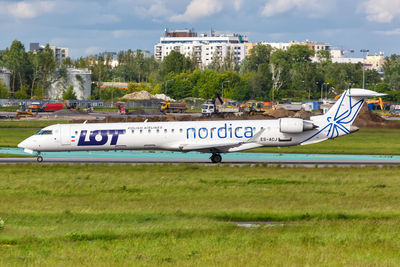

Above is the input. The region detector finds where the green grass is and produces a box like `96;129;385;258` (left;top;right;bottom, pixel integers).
0;153;34;158
1;164;400;265
0;106;18;112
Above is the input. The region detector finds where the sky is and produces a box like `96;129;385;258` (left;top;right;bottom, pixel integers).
0;0;400;58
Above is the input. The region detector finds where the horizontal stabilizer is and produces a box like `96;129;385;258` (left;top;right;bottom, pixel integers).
348;88;386;98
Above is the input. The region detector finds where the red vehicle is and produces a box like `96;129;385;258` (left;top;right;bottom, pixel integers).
41;103;63;112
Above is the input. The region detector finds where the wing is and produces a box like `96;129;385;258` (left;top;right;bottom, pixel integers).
177;128;265;153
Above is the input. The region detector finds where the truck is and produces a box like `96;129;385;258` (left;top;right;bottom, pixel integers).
160;102;187;113
202;94;240;116
41;102;63;112
241;101;271;115
27;102;41;112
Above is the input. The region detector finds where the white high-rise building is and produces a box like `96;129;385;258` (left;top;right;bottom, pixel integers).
30;43;69;64
154;29;248;67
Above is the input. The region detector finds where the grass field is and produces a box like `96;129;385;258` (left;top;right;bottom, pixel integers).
0;121;68;148
1;164;400;265
0;120;399;155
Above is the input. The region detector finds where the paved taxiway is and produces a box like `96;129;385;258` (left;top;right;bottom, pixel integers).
1;157;400;165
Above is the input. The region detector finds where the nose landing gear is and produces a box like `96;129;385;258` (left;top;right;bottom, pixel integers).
210;153;222;163
36;152;43;163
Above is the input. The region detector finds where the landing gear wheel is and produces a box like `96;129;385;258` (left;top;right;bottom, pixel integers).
210;153;222;163
37;155;43;163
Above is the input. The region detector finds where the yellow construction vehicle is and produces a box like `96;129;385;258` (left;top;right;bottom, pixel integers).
366;97;384;111
58;100;78;111
16;103;35;118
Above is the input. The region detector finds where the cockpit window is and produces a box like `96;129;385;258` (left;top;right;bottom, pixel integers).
36;130;53;135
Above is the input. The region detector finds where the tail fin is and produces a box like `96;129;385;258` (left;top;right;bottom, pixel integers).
311;88;385;139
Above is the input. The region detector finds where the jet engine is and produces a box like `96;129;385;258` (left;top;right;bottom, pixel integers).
279;118;317;133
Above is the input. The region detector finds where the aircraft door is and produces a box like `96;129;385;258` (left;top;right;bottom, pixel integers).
60;124;71;145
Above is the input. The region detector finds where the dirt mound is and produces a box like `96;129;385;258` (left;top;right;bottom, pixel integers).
145;109;164;115
123;90;154;100
128;109;164;116
294;109;311;120
263;108;296;118
130;109;147;115
353;103;387;128
153;94;174;101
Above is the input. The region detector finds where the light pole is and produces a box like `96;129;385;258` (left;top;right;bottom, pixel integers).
360;49;369;88
165;79;173;95
221;80;230;99
317;82;322;100
321;82;328;99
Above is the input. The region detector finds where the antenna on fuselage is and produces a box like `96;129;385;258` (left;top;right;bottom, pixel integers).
83;120;87;124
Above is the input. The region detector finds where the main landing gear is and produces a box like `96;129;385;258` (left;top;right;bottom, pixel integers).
36;152;43;163
210;153;222;164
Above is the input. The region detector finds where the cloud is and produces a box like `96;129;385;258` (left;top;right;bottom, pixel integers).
362;0;400;23
170;0;223;22
233;0;243;11
375;28;400;35
261;0;323;17
148;0;173;18
85;46;102;55
0;1;56;19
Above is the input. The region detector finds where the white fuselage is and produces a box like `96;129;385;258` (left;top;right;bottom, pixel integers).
17;119;327;154
17;88;386;162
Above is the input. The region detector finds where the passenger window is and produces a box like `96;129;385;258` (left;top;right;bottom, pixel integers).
140;130;143;133
179;129;183;133
157;129;160;133
131;130;134;133
164;129;167;133
171;129;175;133
148;129;151;133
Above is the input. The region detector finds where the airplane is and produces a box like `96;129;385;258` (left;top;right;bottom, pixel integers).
18;88;385;163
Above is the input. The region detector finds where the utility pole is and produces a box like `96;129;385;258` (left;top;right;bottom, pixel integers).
360;49;369;88
221;80;230;99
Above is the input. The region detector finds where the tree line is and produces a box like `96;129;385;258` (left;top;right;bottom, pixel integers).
1;40;400;102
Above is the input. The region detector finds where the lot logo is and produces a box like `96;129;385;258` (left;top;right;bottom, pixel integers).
78;129;125;146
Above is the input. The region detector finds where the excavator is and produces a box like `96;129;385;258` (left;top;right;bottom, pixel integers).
58;100;78;111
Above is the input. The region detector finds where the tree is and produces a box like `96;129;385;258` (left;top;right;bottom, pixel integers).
270;49;289;100
28;52;41;98
2;40;31;94
384;55;400;90
63;85;77;100
14;85;29;99
243;44;272;73
160;51;194;78
316;50;331;62
287;45;315;63
39;44;57;92
0;82;9;98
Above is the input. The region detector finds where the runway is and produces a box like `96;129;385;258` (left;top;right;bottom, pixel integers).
1;156;400;165
1;147;400;165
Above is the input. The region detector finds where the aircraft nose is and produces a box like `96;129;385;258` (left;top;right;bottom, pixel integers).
18;138;33;149
18;139;27;149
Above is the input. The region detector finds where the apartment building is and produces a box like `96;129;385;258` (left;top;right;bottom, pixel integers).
154;29;247;66
30;42;69;64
